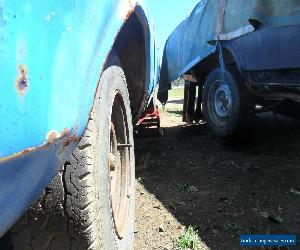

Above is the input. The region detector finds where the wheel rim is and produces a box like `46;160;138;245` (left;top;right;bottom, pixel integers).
208;81;232;125
213;83;232;118
108;92;131;239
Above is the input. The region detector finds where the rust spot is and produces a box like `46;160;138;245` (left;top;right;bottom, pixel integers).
46;128;74;144
46;130;60;143
46;127;79;147
63;127;79;147
16;64;29;96
63;134;78;148
125;9;133;20
61;128;71;138
0;127;79;164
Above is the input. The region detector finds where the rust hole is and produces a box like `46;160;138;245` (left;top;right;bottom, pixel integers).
16;64;28;96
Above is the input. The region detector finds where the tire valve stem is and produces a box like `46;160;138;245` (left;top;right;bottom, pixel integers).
117;143;132;148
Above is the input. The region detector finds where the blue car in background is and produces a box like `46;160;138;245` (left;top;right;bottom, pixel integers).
159;0;300;138
0;0;160;249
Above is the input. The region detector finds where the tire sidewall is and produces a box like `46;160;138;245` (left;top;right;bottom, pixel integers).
93;65;135;250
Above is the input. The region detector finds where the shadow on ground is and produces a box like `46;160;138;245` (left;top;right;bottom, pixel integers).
165;110;183;117
167;99;184;105
135;113;300;250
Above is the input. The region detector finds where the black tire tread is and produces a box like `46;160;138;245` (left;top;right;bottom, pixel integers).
10;121;104;250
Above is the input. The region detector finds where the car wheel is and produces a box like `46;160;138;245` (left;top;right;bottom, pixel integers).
202;67;254;138
10;63;135;250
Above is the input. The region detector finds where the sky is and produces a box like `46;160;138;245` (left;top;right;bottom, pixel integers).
146;0;200;52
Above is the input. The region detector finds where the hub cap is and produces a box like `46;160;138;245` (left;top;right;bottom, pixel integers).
213;83;232;118
207;81;233;126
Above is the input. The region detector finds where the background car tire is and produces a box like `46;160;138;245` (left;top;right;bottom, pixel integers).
10;62;135;250
202;67;254;138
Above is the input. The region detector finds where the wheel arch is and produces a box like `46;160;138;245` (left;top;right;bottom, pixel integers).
191;43;244;82
107;5;150;123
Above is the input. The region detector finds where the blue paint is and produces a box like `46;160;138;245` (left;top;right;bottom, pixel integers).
0;0;128;157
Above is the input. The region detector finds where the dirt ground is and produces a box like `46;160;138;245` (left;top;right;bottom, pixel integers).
134;98;300;250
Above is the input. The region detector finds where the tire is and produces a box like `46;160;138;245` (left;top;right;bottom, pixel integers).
10;64;135;250
202;67;254;138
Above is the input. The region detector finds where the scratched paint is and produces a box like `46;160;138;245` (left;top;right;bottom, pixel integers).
15;64;28;96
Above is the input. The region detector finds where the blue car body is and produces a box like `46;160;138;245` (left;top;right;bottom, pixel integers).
0;0;159;236
159;0;300;101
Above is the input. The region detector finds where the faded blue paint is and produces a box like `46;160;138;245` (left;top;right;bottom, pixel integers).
0;0;131;157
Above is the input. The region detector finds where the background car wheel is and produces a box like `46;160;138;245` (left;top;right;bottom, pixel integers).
202;67;254;138
10;63;135;250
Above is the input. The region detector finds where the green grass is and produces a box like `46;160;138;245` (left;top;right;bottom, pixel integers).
168;88;184;100
162;88;184;118
174;226;201;250
163;106;182;115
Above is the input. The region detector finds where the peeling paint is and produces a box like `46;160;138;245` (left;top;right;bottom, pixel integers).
15;64;29;96
46;128;71;143
46;130;60;143
0;128;79;164
63;127;79;147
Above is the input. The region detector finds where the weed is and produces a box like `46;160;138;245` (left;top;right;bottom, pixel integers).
174;226;201;250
